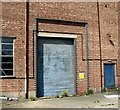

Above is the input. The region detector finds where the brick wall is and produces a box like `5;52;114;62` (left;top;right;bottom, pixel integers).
1;2;118;97
99;3;118;88
118;2;120;89
1;3;26;93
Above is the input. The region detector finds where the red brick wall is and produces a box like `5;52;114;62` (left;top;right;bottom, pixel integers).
1;3;26;93
1;2;118;97
118;2;120;88
29;2;101;95
99;3;118;88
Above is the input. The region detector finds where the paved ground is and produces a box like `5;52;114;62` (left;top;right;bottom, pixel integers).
1;92;119;108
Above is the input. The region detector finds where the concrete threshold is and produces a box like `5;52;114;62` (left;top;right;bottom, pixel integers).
104;95;119;98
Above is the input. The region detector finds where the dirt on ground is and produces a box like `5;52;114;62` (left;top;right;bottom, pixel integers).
0;92;119;108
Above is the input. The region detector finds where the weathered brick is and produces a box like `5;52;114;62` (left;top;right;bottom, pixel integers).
0;2;118;97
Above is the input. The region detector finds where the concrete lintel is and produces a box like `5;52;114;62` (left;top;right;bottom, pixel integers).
38;32;77;38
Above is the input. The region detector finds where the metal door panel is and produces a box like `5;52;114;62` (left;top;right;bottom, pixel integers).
104;64;115;88
37;38;76;97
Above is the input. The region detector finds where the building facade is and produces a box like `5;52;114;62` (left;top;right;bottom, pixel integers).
0;2;118;98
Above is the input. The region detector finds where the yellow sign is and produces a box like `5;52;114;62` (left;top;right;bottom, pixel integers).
79;73;85;79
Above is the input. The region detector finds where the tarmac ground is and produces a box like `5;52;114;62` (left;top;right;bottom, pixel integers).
1;91;119;109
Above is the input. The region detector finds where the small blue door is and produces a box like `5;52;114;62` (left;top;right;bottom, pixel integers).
104;64;115;88
37;37;76;97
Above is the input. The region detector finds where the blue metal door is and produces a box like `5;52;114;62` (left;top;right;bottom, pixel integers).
104;64;115;88
37;37;76;97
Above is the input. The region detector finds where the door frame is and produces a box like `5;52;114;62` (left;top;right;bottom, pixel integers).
104;63;115;88
36;32;77;97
